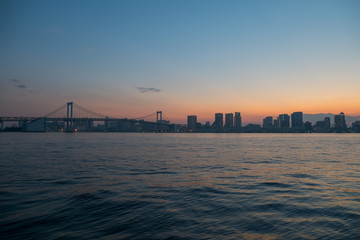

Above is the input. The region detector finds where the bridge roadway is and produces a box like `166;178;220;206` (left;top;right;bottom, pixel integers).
0;116;169;125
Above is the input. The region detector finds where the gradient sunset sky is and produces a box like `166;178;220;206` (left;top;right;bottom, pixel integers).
1;0;359;124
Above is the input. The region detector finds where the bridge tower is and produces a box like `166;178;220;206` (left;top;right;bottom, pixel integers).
156;111;162;123
66;102;73;132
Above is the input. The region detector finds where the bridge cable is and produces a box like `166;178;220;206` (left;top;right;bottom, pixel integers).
133;112;156;120
73;103;107;118
43;104;67;117
163;113;171;122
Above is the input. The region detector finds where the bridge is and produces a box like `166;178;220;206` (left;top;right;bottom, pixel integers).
0;102;176;132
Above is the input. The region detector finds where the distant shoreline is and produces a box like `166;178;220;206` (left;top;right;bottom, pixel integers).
1;131;359;134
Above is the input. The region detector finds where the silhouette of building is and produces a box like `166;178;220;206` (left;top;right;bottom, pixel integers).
225;113;234;128
278;114;290;128
352;121;360;133
23;118;46;132
263;116;273;129
334;112;347;130
315;120;325;132
291;112;303;128
243;124;262;132
314;117;331;132
273;118;279;128
213;113;223;129
187;115;197;132
234;112;242;129
324;117;331;130
304;121;313;132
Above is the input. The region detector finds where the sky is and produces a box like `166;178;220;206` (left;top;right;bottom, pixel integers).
1;0;359;124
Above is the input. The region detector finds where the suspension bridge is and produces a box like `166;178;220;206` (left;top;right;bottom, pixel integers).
0;102;175;132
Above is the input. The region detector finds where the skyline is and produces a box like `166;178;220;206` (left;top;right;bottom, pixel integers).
3;105;360;132
1;0;360;124
1;99;360;126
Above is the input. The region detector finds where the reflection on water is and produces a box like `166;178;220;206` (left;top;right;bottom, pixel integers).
0;133;360;239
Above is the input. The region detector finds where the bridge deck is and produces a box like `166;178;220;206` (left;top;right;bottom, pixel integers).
0;117;169;125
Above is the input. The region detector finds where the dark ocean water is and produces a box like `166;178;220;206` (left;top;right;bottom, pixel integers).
0;133;359;239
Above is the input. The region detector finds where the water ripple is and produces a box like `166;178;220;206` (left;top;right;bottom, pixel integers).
1;133;360;239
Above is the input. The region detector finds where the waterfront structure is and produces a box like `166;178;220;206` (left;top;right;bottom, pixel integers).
304;121;313;132
352;121;360;133
243;124;262;132
2;101;359;133
225;113;234;128
0;102;174;133
291;112;303;128
278;114;290;128
314;117;331;132
324;117;331;130
334;112;347;130
263;116;273;129
213;113;223;129
274;118;280;128
187;115;197;132
234;112;242;129
315;120;325;132
23;117;46;132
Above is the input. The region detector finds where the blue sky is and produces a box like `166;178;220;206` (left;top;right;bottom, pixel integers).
1;0;359;123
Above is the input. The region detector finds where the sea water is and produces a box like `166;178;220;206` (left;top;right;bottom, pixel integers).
1;133;359;239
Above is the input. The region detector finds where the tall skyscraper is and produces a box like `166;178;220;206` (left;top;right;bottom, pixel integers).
278;114;290;128
187;115;197;131
263;116;273;129
274;118;280;128
225;113;234;128
334;112;347;129
213;113;223;129
234;112;242;129
324;117;331;130
291;112;303;128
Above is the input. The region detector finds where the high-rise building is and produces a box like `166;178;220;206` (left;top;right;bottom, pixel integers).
324;117;331;130
315;120;325;131
352;121;360;133
234;112;242;129
225;113;234;128
274;118;280;128
334;112;347;130
213;113;223;129
304;121;313;132
279;114;290;128
263;116;273;129
291;112;303;128
187;115;197;131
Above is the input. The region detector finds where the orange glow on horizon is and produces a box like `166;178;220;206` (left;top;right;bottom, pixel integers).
59;89;360;125
102;101;360;124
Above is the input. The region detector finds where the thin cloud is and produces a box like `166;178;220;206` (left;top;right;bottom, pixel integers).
137;87;161;93
8;78;35;93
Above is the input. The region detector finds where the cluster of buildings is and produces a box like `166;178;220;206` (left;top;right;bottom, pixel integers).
187;112;243;132
187;112;360;133
262;112;344;132
2;111;359;133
